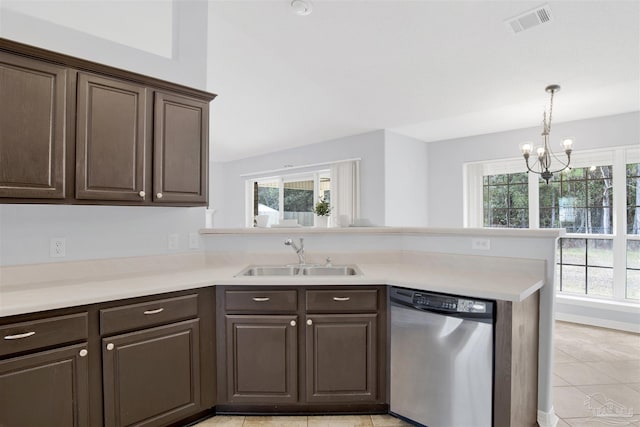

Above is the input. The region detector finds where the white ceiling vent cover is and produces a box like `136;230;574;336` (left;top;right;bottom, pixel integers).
505;4;553;34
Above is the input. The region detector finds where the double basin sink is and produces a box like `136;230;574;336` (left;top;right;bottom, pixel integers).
236;264;361;277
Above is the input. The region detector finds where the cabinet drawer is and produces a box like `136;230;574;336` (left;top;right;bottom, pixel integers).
0;313;88;357
306;289;378;313
100;294;198;336
224;290;297;313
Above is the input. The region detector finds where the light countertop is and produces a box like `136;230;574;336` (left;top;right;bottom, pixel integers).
0;251;545;317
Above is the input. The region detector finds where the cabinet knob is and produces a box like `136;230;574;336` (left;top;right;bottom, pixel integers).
106;343;114;351
307;319;313;326
156;192;163;199
290;320;296;326
79;349;88;357
138;190;146;198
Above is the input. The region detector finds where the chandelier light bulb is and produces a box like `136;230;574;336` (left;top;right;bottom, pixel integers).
520;143;533;156
562;138;574;151
536;146;546;158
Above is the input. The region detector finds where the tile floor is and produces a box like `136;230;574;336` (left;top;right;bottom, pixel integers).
194;321;640;427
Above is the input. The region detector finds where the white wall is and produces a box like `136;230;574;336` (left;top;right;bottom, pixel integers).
211;130;386;228
0;0;209;267
0;205;205;266
384;131;429;226
0;0;208;88
427;112;640;227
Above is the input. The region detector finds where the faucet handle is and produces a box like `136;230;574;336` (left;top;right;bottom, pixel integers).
284;238;293;245
325;257;332;267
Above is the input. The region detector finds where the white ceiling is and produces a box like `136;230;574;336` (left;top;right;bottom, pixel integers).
207;0;640;162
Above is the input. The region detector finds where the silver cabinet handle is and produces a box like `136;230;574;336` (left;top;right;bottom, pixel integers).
143;308;164;315
307;319;313;326
156;192;163;199
138;190;146;198
333;297;351;302
106;343;114;351
79;349;88;357
252;297;270;302
3;331;35;340
290;320;296;326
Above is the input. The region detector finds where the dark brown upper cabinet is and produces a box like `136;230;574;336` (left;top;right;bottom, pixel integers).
76;73;149;201
153;92;208;204
0;39;215;207
0;51;67;199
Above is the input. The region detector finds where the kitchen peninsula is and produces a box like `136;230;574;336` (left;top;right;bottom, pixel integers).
0;228;562;427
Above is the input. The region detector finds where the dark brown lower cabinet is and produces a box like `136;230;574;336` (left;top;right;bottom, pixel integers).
0;343;89;427
224;315;298;404
305;314;377;403
102;319;201;427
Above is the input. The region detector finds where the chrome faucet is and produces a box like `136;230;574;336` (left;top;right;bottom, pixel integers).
284;238;305;266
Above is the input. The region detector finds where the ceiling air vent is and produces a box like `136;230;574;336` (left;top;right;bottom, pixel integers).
505;4;553;34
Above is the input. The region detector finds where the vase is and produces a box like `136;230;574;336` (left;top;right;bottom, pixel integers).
315;215;328;228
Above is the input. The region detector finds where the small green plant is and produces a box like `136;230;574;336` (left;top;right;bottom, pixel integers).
313;197;331;216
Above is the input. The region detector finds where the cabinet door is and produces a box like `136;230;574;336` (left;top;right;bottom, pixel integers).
225;315;298;404
0;51;67;198
305;314;378;403
0;343;89;427
76;73;148;201
102;319;200;427
153;92;208;204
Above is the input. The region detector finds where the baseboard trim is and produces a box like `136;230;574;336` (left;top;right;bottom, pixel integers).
555;312;640;333
537;407;559;427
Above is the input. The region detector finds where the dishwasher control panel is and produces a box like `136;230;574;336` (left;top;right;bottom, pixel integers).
391;287;494;320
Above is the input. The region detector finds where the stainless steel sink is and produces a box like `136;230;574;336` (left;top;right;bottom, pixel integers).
235;264;361;277
302;266;360;276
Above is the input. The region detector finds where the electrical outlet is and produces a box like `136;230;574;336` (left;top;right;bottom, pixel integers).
472;238;491;251
189;232;199;249
50;237;66;258
168;234;179;250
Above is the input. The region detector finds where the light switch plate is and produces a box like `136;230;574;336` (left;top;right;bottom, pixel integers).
472;238;491;251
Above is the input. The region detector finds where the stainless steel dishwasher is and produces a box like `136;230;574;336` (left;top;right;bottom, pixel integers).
390;286;495;427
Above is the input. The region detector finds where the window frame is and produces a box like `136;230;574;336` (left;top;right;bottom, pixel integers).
246;169;330;228
465;145;639;303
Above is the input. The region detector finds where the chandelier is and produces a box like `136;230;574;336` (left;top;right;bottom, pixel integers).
520;84;573;184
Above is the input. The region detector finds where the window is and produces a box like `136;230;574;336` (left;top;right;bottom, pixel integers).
483;172;528;228
470;146;639;304
539;166;612;234
250;171;330;227
628;163;640;234
558;238;614;298
627;162;640;300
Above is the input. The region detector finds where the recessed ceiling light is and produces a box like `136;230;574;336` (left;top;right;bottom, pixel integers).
291;0;312;16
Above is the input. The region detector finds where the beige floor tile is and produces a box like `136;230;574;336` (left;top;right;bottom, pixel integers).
555;374;571;386
628;383;640;393
243;416;308;427
307;415;373;427
556;419;571;427
370;414;412;426
565;416;640;426
554;386;594;418
194;416;245;426
586;360;640;383
556;348;580;363
555;343;610;363
600;343;640;362
577;384;640;418
555;362;619;385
